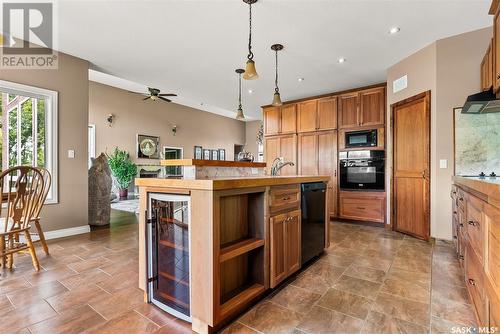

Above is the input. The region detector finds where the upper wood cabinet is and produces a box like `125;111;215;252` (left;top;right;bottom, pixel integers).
481;41;493;91
338;93;359;129
359;87;385;127
264;134;297;176
263;105;297;136
297;97;337;133
494;7;500;92
338;87;385;129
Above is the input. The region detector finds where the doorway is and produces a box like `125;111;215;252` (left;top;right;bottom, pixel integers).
391;91;431;240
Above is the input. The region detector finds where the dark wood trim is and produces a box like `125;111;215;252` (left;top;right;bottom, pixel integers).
490;0;499;15
261;82;387;108
390;90;431;240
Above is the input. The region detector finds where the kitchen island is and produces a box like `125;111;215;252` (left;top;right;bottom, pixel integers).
136;175;330;334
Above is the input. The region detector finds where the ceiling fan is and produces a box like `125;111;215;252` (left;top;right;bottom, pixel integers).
131;87;177;102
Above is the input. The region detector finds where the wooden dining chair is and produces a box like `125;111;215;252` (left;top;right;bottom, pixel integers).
30;167;51;255
0;166;45;271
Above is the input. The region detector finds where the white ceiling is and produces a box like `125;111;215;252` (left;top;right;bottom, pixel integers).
55;0;492;120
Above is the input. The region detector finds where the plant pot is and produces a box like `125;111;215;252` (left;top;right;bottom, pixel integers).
119;188;128;199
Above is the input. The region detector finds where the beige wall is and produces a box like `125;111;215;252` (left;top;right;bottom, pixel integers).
0;53;89;232
245;120;263;160
89;82;245;165
386;27;491;240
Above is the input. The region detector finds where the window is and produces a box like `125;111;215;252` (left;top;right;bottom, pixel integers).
163;146;183;176
0;80;58;203
88;124;96;168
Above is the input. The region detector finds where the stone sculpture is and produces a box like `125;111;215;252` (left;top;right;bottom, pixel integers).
88;153;112;226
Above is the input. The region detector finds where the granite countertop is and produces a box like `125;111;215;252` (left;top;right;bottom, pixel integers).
135;175;330;190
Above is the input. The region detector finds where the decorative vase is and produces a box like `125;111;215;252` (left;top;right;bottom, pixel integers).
119;188;128;199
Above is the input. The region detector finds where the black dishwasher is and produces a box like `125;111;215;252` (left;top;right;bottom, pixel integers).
300;182;326;265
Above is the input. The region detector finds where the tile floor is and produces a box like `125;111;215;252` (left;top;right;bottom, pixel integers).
0;211;476;334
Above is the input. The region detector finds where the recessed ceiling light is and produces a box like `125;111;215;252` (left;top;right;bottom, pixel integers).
248;89;254;94
298;77;305;82
389;27;400;35
337;58;346;64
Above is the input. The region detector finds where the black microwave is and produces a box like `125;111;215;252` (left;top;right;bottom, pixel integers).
345;129;378;148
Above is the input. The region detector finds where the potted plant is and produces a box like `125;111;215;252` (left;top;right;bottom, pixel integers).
106;147;137;199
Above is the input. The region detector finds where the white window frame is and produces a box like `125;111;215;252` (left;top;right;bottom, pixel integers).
88;124;96;169
0;80;58;204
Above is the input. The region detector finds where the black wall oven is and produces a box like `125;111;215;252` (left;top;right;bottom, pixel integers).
340;150;385;191
345;129;378;148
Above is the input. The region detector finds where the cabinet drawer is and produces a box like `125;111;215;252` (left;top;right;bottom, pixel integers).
486;204;500;294
457;189;466;212
465;244;487;325
458;235;465;269
466;194;485;264
269;185;300;215
339;193;385;223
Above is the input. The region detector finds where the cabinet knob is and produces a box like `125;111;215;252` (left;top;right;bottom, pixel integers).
468;278;476;286
459;222;464;227
497;74;500;80
467;220;479;227
459;255;464;260
453;235;457;239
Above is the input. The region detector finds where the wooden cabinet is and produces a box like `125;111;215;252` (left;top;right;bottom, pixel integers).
264;134;297;176
452;181;500;327
297;97;337;133
338;88;385;129
494;8;500;92
270;209;301;288
263;105;297;136
359;87;385;127
339;191;385;223
298;130;337;217
481;41;493;91
338;92;359;129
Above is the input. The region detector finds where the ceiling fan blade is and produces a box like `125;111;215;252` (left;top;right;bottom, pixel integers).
158;96;172;102
159;93;177;97
142;96;150;100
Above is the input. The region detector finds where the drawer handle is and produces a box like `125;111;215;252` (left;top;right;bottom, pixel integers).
467;220;479;227
356;207;366;210
468;278;476;286
283;196;291;201
459;255;464;260
459;197;464;201
453;236;457;239
459;223;464;227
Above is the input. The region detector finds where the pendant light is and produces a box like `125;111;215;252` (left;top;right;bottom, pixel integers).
271;44;283;106
242;0;258;80
235;68;245;120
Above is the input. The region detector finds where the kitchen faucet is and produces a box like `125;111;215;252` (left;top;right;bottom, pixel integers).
271;157;295;176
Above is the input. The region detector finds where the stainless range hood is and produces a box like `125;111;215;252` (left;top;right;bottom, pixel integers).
461;88;500;114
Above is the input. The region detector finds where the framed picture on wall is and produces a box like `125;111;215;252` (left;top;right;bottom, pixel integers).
211;149;218;160
194;146;203;160
203;149;211;160
218;149;226;161
137;134;160;159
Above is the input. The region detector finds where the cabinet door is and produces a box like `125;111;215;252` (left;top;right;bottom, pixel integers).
317;97;337;130
297;133;318;175
359;87;385;127
264;107;280;136
285;211;301;275
318;130;337;216
297;100;318;133
494;9;500;92
481;56;487;91
488;41;494;90
338;93;359;129
270;214;287;288
280;104;297;134
279;135;297;176
265;136;280;174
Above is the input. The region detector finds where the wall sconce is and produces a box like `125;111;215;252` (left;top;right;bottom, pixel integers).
172;125;178;136
107;114;115;127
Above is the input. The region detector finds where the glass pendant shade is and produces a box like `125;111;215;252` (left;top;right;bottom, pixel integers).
272;92;282;106
243;59;258;80
236;106;245;120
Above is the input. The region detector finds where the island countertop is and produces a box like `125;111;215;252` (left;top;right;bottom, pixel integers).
453;175;500;208
135;175;330;190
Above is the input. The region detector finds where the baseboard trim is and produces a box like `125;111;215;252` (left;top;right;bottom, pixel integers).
43;225;91;240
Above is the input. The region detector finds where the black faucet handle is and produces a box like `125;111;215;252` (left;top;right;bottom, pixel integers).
490;172;497;177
